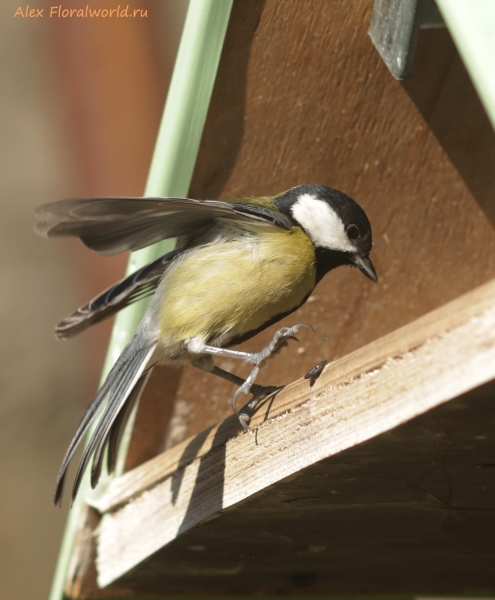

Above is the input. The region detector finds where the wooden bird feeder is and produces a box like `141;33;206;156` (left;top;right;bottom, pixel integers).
51;0;495;598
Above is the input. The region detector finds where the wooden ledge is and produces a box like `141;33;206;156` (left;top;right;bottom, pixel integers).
93;277;495;589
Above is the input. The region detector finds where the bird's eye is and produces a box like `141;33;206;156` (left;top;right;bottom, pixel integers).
347;224;359;239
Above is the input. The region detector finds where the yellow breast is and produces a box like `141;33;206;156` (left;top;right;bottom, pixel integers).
158;226;316;345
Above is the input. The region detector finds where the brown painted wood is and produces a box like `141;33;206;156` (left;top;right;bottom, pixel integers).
124;366;181;470
149;0;495;448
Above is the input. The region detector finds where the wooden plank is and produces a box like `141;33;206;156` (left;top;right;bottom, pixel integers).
94;276;495;589
109;381;495;595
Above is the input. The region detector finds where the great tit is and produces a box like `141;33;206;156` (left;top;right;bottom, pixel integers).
35;184;377;505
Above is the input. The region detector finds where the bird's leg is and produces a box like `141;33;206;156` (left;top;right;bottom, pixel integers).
209;365;247;387
191;359;270;394
193;324;313;430
201;324;313;366
211;365;279;396
211;366;281;429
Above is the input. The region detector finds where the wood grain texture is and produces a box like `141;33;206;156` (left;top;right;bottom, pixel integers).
104;382;495;595
94;276;495;590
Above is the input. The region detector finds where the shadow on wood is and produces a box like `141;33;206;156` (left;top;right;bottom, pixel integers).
191;0;267;200
111;385;495;594
403;28;495;228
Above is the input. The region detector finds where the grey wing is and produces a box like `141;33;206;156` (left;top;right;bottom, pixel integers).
34;196;290;256
55;248;180;339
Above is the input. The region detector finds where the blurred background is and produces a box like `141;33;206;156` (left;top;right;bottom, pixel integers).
0;1;188;598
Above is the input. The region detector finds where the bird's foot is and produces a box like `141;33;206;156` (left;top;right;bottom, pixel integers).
231;324;313;429
235;384;282;431
247;324;314;367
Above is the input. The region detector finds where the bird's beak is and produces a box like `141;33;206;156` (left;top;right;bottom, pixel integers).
353;254;378;283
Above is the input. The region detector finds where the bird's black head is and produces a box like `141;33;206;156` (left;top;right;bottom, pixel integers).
274;184;377;284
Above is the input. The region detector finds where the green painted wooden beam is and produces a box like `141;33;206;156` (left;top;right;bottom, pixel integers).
436;0;495;130
48;1;233;599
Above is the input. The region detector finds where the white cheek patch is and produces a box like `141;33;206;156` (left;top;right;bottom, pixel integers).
291;194;355;252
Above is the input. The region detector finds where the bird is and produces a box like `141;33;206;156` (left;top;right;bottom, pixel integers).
34;183;377;505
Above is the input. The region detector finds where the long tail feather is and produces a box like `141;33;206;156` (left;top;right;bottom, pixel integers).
53;358;124;506
106;371;151;475
54;330;157;506
88;364;152;489
71;344;155;499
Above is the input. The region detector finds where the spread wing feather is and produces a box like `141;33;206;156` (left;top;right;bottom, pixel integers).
55;249;180;339
34;196;290;256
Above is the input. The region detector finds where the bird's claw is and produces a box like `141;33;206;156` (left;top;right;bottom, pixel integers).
237;412;251;431
253;323;313;365
235;384;282;431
